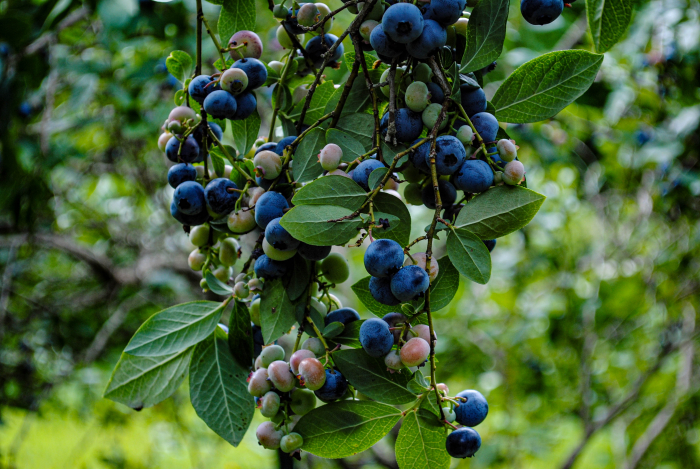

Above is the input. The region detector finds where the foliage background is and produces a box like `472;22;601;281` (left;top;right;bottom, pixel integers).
1;0;699;468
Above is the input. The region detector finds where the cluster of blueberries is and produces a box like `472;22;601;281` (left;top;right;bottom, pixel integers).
364;239;430;306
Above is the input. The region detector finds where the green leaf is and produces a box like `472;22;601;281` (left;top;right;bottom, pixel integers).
322;321;345;338
295;401;403;458
334;349;417;405
586;0;633;53
209;148;226;178
280;205;362;246
325;71;382;117
416;257;459;312
104;348;193;410
260;279;297;344
292;128;326;183
368;167;389;190
283;255;311;302
205;272;234;296
124;301;226;357
326;129;367;163
228;300;253;368
190;328;254;447
460;0;510;73
373;192;411;246
166;50;192;83
328;320;363;347
396;409;450;469
292;175;368;210
446;228;492;284
352;276;400;316
382;141;408;166
218;0;255;47
230;108;261;157
289;81;336;125
492;50;604;124
454;186;546;239
337;113;376;150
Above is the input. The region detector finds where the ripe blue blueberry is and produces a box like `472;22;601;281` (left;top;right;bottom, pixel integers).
521;0;564;25
421;180;457;209
173;181;206;215
167;163;197;188
369;24;405;58
203;90;237;120
265;217;300;251
483;239;496;252
232;91;257;120
380;108;423;143
454;159;493;193
254;191;289;229
232;58;268;89
382;312;407;344
409;139;432;174
428;135;467;175
166;135;200;163
353;159;385;191
446;427;481;459
369;276;401;306
364;239;404;278
408;19;447;60
306;34;344;68
471;112;499;143
359;318;394;357
298;243;332;261
428;0;466;26
455;389;489;427
314;369;348;401
256;142;278;155
325;307;361;326
254;254;289;280
275;135;297;156
204;178;238;215
427;82;444;104
255;175;273;191
188;75;215;104
460;86;487;117
390;265;430;302
170;200;209;226
382;3;425;44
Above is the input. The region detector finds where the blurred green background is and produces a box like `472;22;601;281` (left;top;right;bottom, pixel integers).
1;0;699;468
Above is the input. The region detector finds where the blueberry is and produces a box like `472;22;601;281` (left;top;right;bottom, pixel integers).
254;254;289;280
256;142;278;155
408;19;447;60
275;135;297;156
188;75;215;104
446;427;481;458
521;0;564;25
265;217;300;251
428;135;466;175
421;180;457;209
306;34;344;68
325;307;361;326
165;135;200;163
455;389;489;427
428;0;466;25
204;178;239;215
460;86;487;117
203;90;237;120
427;82;445;104
314;369;348;401
254;191;289;229
382;312;407;343
364;239;404;278
369;24;406;58
380;108;423;143
167;163;197;188
409;139;432;174
256;175;273;190
359;318;394;357
390;265;429;302
173;181;206;215
471;112;499;143
298;243;332;261
369;276;401;306
232;58;268;89
353;159;385;191
252;324;264;357
170;200;209;226
382;3;425;44
454;159;493;193
483;239;496;252
283;7;306;34
232;91;257;120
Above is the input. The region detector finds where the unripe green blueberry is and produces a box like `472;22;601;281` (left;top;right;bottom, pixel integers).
497;139;517;162
169;106;197;124
248;278;263;292
167;120;183;134
268;360;297;392
268;61;285;74
249;297;261;326
220;68;249;94
456;125;474;145
413;62;433;83
233;281;250;298
384;350;404;370
404;252;439;282
327;169;351;178
158;132;172;151
309;281;319;297
260;391;281;417
315;3;333;33
302;337;325;356
310;297;326;316
503;160;525;185
270;409;284;424
320;253;350;284
280;432;304;453
219;237;240;266
385;176;400;191
404;183;424;205
256;421;283;449
406;82;431;113
455;18;469;35
188;249;206;271
494;171;503;184
292;85;308;105
235;273;249;283
319;144;343;171
320;293;342;310
213;265;232;283
254;355;263;370
200;278;209;291
290;388;316;415
400;337;430;367
422;103;447;130
195;165;206;179
402;164;423;183
297;3;320;26
437;382;449;394
227;210;257;233
358;1;385;21
290;349;316;374
359;20;379;41
263;238;297;261
298;357;326;390
253;150;282;180
412;324;434;343
246;187;265;206
442;407;457;423
273;4;288;18
380;67;406;98
260;344;286;367
276;25;303;50
446;25;456;47
248;368;272;397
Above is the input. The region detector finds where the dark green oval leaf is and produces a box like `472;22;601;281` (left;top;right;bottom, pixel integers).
586;0;633;53
260;279;297;344
230;108;260;158
205;272;234;296
292;128;326;183
446;228;492;284
228;300;253;368
460;0;510;73
292;175;368;211
280;205;362;246
396;409;450;469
